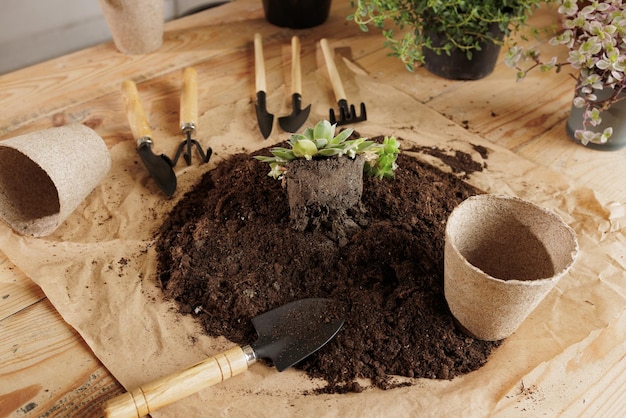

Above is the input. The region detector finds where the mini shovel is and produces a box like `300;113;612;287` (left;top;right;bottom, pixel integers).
320;38;367;126
102;298;344;418
121;80;177;197
254;33;274;139
171;67;212;166
278;36;311;132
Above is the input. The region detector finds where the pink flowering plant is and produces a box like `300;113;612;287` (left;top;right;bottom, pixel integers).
505;0;626;145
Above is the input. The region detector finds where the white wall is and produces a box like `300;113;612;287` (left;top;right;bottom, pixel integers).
0;0;227;75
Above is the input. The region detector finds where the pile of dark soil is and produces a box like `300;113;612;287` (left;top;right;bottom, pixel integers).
155;138;501;393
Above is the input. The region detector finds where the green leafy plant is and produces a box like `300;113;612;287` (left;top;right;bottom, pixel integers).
348;0;549;71
505;0;626;145
254;120;400;179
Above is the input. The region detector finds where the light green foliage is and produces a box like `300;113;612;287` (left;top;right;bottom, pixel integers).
505;0;626;144
254;120;400;179
364;136;401;179
348;0;549;72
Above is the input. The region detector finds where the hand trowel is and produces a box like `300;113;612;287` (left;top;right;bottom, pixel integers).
102;298;344;418
121;80;177;197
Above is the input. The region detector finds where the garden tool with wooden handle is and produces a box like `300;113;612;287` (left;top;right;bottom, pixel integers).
121;80;177;197
254;33;274;138
320;38;367;126
102;298;344;418
278;36;311;132
171;67;212;166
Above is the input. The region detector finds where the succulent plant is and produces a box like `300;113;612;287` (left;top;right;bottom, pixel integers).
254;119;400;179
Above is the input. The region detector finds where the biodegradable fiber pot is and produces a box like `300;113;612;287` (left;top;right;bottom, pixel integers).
0;124;111;237
262;0;332;29
285;155;365;245
99;0;164;54
444;194;579;341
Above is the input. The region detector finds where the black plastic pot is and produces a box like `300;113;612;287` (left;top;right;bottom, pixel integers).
422;26;503;80
262;0;332;29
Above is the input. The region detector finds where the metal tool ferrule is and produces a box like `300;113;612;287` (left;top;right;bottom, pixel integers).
181;122;196;134
242;344;257;366
136;136;153;148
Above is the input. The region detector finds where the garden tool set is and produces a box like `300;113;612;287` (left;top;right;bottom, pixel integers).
121;67;211;197
121;38;367;195
253;34;367;138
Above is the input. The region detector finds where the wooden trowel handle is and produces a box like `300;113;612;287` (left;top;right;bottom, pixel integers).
180;67;198;130
291;35;302;95
254;33;267;93
320;38;346;102
103;346;251;418
121;80;152;140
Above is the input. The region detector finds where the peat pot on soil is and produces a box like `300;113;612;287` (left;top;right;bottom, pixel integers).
255;120;401;245
285;155;366;245
444;194;579;341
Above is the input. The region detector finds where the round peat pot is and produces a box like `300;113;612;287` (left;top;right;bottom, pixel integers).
444;195;579;341
0;124;111;237
262;0;332;29
99;0;164;54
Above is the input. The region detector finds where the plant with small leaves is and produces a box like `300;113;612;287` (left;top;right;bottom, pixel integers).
364;136;400;179
254;120;400;179
505;0;626;145
348;0;549;72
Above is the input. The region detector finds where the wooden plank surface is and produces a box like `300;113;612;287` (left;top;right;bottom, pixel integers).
0;0;624;416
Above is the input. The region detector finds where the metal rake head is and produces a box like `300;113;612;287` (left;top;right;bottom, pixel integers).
329;99;367;126
171;125;212;166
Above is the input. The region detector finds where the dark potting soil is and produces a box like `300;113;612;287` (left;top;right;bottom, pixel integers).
156;138;501;393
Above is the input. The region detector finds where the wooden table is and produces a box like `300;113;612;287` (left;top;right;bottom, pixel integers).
1;1;624;416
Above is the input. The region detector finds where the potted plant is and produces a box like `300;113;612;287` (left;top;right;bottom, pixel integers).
505;0;626;150
262;0;332;29
348;0;550;80
254;119;400;245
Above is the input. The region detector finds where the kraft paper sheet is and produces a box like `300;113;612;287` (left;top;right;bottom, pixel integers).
1;66;624;417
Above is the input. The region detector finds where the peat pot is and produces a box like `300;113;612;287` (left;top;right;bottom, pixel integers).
285;155;365;245
566;87;626;151
99;0;164;54
262;0;332;29
0;124;111;237
444;195;579;341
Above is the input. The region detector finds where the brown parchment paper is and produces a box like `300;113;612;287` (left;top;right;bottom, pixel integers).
0;63;624;417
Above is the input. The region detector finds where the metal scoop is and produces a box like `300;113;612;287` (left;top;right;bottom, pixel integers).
254;33;274;138
121;80;177;197
278;36;311;132
103;298;344;418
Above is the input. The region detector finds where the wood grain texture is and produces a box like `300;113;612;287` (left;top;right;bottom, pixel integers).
0;0;624;416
